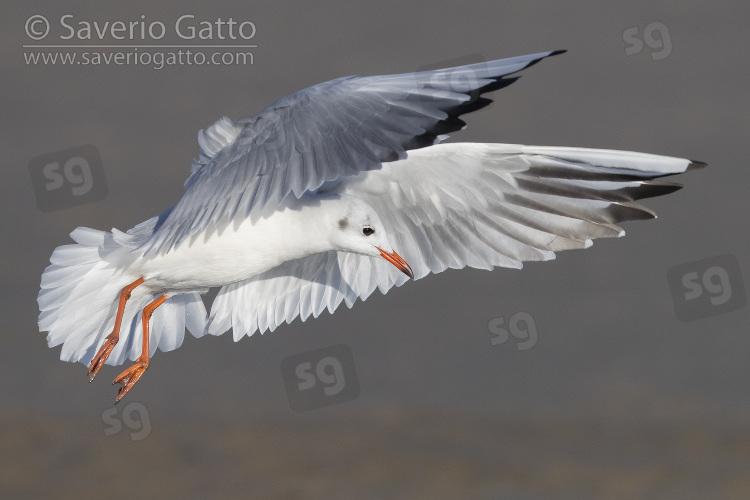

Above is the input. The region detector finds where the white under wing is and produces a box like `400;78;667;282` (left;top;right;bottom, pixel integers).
207;251;400;340
206;143;701;338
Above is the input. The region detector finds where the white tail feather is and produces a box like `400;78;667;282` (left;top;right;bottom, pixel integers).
38;226;207;367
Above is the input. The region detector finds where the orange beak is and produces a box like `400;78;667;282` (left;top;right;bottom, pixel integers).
377;247;414;279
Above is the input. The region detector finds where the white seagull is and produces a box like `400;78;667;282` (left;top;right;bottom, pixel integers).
37;50;705;403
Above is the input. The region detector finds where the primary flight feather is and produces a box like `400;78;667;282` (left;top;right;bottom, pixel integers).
37;50;705;403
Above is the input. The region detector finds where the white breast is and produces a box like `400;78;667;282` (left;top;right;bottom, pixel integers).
136;200;332;293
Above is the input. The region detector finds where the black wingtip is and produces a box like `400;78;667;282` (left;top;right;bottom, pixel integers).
525;50;568;70
687;160;708;171
637;181;684;199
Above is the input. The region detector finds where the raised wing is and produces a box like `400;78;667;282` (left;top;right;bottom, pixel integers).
141;50;565;255
205;143;703;338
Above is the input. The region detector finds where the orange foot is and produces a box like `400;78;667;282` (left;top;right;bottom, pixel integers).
109;293;168;404
88;334;117;382
87;277;145;382
113;358;149;404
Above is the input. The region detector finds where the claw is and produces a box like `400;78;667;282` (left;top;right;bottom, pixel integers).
88;336;116;382
113;359;149;404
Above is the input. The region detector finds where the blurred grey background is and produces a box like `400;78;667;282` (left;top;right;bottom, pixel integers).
3;1;750;498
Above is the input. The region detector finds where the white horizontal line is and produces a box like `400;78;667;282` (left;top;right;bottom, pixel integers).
23;45;258;48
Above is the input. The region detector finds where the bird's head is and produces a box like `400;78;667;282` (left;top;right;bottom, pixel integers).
327;195;414;279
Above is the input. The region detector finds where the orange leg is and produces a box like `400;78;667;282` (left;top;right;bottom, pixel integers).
112;294;168;404
88;277;145;382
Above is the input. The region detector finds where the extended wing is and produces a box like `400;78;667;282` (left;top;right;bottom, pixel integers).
205;143;703;338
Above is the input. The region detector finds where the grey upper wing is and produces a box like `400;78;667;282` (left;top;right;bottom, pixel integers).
140;50;565;255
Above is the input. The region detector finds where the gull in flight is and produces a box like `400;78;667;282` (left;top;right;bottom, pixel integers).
37;50;705;403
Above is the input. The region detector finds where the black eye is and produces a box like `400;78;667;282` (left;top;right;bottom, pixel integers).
362;227;374;236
